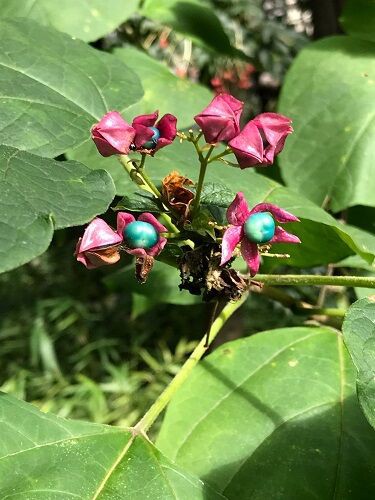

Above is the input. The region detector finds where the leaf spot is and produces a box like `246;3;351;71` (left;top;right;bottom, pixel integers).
288;359;299;367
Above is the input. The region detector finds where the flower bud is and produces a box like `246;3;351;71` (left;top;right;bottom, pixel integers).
75;218;123;269
194;94;243;144
229;113;292;168
91;111;135;157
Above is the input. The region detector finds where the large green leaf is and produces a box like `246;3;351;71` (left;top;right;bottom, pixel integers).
279;36;375;212
157;326;375;499
0;392;223;499
343;297;375;429
113;46;212;128
0;18;143;157
341;0;375;43
0;0;138;42
141;0;238;57
68;139;375;267
0;145;115;273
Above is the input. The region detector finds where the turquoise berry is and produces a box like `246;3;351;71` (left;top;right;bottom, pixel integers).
123;221;159;249
143;126;160;149
244;212;275;244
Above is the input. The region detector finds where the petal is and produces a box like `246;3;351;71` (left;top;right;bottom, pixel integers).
132;111;158;127
194;115;238;144
226;192;250;226
220;225;243;265
241;239;260;277
249;203;300;223
153;136;173;153
84;248;121;268
252;112;293;148
91;111;135;156
270;226;301;244
133;124;154;149
124;247;147;257
194;94;243;143
228;121;264;168
157;114;177;142
79;218;122;253
138;213;168;233
147;236;168;257
116;212;135;236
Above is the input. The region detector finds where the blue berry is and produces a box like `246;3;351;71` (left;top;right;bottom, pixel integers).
123;221;159;249
244;212;275;244
143;127;160;149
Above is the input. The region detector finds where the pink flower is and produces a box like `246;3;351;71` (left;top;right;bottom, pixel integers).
117;212;168;257
220;192;301;276
229;112;293;168
194;94;243;144
132;111;177;154
75;218;123;269
91;111;136;157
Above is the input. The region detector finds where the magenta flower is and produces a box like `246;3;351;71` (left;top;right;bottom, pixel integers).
132;111;177;154
117;212;168;257
91;111;136;157
228;112;293;168
75;218;123;269
194;94;243;144
220;192;301;276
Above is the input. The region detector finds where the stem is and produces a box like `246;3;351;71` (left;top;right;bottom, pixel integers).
119;154;162;198
255;274;375;288
118;154;179;233
208;148;232;164
192;145;215;219
134;294;248;433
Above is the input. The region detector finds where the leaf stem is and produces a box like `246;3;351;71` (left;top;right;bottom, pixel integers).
133;294;248;433
255;274;375;288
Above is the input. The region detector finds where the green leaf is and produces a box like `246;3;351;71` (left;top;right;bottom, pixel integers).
343;297;375;429
0;0;138;42
113;46;212;128
141;0;239;57
0;18;143;157
341;0;375;43
115;191;161;213
200;182;235;225
157;326;375;498
0;392;223;499
0;145;115;273
69;139;375;267
279;36;375;211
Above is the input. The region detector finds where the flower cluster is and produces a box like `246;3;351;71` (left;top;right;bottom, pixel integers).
194;94;292;168
91;110;177;157
76;92;300;291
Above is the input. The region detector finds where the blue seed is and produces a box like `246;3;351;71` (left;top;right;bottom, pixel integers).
143;126;160;149
244;212;275;244
123;221;159;249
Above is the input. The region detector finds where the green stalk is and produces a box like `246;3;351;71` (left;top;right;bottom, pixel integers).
134;294;248;433
191;144;215;219
255;274;375;288
118;154;179;233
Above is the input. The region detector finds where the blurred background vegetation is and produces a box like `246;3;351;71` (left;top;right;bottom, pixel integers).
1;0;359;433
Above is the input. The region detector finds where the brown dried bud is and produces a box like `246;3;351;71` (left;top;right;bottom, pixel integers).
162;170;195;222
135;255;154;283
